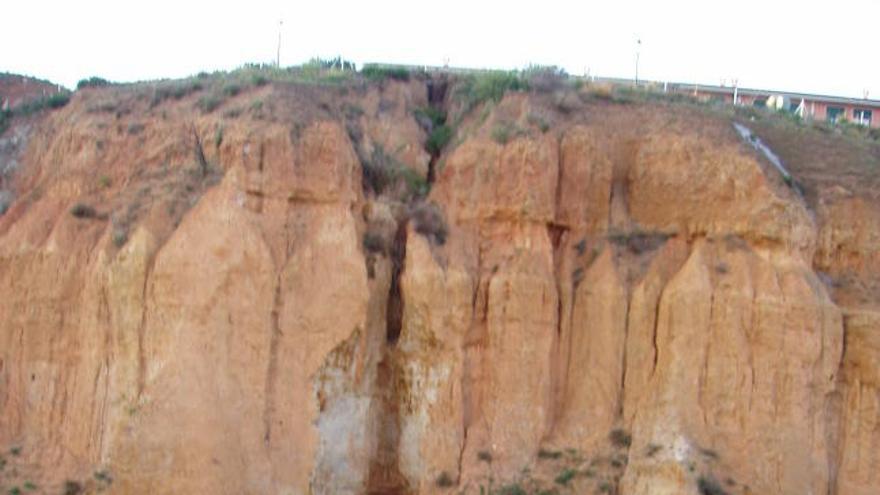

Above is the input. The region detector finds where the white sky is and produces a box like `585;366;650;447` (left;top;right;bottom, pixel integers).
3;0;878;99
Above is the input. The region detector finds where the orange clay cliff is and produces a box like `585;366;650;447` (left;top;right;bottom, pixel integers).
0;67;878;494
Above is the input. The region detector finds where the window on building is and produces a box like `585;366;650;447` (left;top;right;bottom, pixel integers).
827;106;845;123
853;109;872;126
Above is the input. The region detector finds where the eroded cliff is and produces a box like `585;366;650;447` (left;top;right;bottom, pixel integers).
0;71;877;495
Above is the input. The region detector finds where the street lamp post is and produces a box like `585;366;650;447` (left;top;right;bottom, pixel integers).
635;38;641;86
276;20;283;68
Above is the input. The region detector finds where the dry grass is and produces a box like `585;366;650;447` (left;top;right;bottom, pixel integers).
738;108;880;206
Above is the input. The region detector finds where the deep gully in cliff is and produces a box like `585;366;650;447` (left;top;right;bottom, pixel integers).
385;75;447;346
424;76;449;185
366;77;449;494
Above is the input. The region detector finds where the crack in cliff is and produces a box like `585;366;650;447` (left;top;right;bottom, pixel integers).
385;221;408;345
455;426;468;485
619;288;633;418
263;197;297;447
649;289;663;380
262;274;283;445
546;221;571;427
424;77;449;186
367;215;410;494
135;252;160;399
94;285;113;457
363;78;455;492
366;351;409;495
699;275;718;429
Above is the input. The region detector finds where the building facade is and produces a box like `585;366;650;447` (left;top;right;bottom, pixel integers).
666;82;880;128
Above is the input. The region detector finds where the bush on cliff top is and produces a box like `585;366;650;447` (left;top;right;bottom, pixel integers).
521;64;568;93
457;70;528;112
14;92;71;116
76;76;112;90
361;64;412;82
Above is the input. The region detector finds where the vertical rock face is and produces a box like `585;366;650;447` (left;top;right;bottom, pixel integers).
836;310;880;495
0;83;876;495
113;121;374;495
397;115;844;495
0;96;384;493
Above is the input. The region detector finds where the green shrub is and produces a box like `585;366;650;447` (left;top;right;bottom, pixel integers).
127;122;145;135
112;227;128;247
293;60;356;85
609;85;643;104
47;93;71;109
304;57;356;71
538;448;563;460
63;481;82;495
415;106;446;128
251;73;270;86
554;468;576;486
607;229;669;254
197;94;223;113
400;167;429;198
15;93;71;115
528;113;550;133
491;123;517;144
0;109;11;135
222;83;241;97
410;202;447;245
522;65;568;93
496;484;527;495
426;124;453;155
8;486;21;495
360;146;428;199
363;231;387;254
361;64;411;81
697;476;728;495
70;203;97;219
458;71;527;111
76;77;112;90
609;428;632;448
343;103;364;119
435;471;454;487
700;448;720;460
87;101;119;114
22;481;36;491
93;470;113;484
151;80;203;106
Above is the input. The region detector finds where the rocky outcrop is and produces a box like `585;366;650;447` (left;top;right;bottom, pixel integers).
0;79;877;495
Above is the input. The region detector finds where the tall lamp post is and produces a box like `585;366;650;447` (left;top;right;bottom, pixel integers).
276;20;283;68
635;38;642;86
